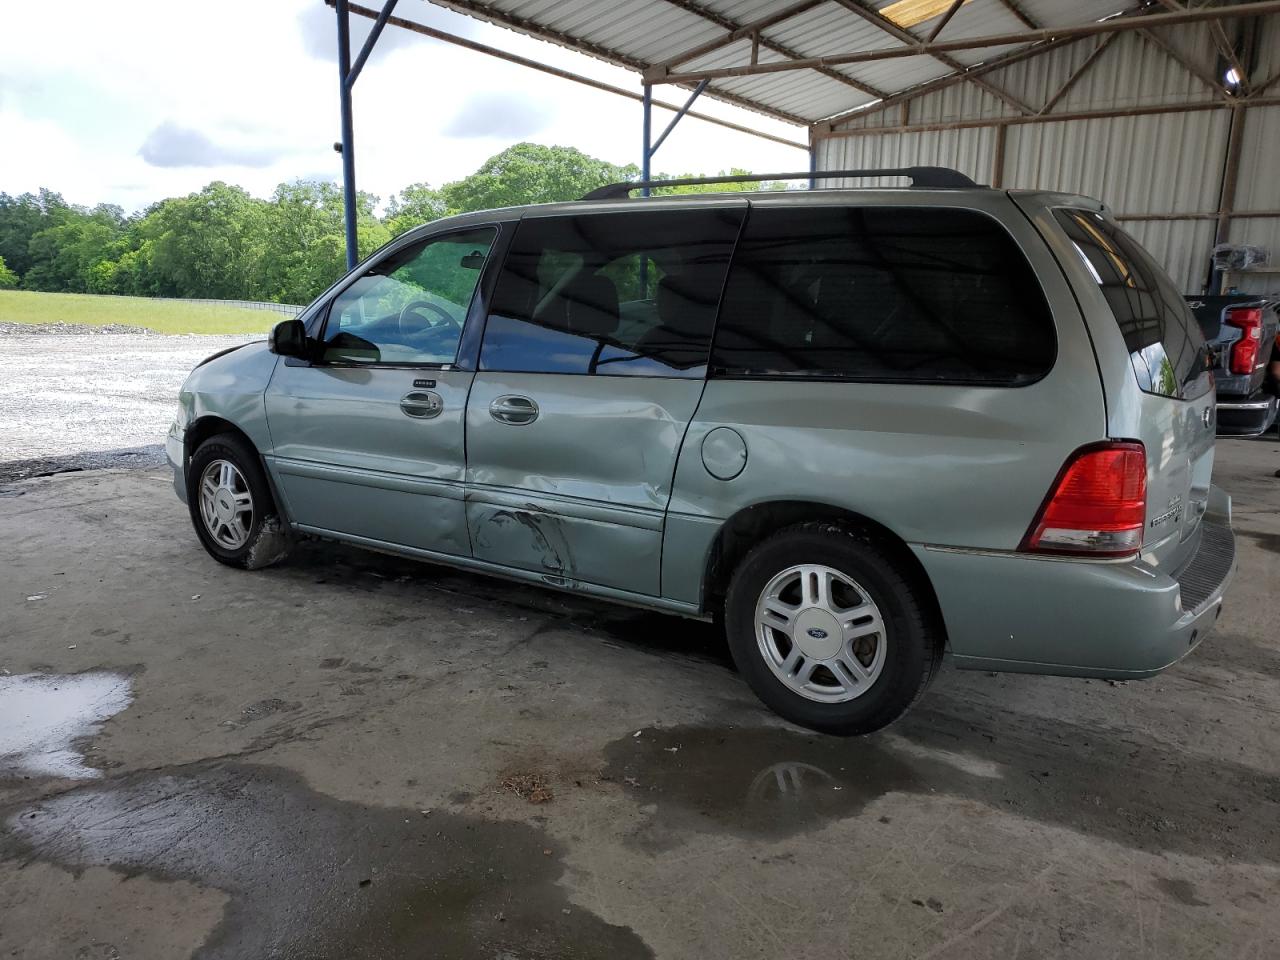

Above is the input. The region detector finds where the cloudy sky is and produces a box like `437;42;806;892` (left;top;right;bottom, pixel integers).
0;0;806;212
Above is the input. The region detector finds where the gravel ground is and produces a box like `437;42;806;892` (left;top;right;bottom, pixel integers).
0;325;257;480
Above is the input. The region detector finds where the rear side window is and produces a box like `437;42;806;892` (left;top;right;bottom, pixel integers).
482;208;743;378
710;206;1055;384
1054;209;1211;400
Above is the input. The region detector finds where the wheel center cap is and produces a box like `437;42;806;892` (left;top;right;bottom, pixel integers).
215;491;235;522
793;608;842;660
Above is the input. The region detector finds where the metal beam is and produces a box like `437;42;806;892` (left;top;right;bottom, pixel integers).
811;3;1156;130
1215;104;1247;249
991;123;1007;187
814;95;1280;138
656;0;891;102
814;34;1083;129
425;0;810;124
648;1;1280;84
650;79;709;154
1039;35;1117;115
346;0;399;89
338;1;809;144
336;0;358;270
1115;209;1280;222
653;0;824;69
1154;0;1247;92
1138;27;1230;99
926;0;968;43
995;0;1038;30
642;85;653;199
824;0;1035;115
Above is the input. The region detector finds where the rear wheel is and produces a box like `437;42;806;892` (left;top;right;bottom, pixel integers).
724;523;941;735
187;434;290;569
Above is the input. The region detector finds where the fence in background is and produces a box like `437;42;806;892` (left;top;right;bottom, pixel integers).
137;297;306;316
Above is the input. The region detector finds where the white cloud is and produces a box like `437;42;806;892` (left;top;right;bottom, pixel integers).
0;0;807;212
139;121;295;168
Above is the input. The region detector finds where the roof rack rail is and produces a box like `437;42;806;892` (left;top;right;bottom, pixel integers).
581;166;979;200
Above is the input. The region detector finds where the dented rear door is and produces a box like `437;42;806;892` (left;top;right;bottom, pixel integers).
463;205;744;596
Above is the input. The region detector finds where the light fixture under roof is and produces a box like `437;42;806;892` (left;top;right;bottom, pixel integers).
879;0;972;31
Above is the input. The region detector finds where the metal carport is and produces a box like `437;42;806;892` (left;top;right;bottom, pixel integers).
331;0;1280;293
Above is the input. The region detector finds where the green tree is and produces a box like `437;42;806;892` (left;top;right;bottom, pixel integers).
139;182;270;299
651;168;787;195
386;182;448;237
0;255;18;289
258;179;387;304
441;143;637;213
23;218;122;292
0;189;73;279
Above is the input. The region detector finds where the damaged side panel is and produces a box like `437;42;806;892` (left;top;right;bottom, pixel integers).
466;491;663;594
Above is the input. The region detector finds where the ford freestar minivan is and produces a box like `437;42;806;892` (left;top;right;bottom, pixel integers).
168;168;1236;735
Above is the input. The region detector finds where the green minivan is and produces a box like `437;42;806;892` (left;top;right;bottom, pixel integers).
169;170;1236;734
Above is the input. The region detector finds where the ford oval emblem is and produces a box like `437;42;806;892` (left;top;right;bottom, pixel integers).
806;628;829;640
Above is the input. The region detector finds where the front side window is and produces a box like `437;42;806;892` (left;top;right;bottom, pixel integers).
1054;209;1210;400
710;206;1056;385
321;228;496;365
481;209;744;378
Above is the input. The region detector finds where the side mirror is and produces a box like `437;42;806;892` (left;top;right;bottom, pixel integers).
269;318;308;358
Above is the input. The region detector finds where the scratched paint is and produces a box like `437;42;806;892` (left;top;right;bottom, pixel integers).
0;672;133;780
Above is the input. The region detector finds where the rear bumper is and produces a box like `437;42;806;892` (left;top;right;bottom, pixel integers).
913;500;1236;679
1216;395;1278;437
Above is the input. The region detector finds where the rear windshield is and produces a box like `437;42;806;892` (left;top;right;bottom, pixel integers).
709;206;1055;385
1054;209;1211;400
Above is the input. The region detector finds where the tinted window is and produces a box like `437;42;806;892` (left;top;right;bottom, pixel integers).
481;209;743;378
710;206;1055;384
1054;209;1210;400
321;228;495;365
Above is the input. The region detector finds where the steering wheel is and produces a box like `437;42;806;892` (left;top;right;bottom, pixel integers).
397;299;461;337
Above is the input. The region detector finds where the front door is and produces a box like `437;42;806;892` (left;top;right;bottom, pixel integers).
463;206;744;596
264;226;499;556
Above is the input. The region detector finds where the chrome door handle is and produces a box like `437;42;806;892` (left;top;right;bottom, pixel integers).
400;391;443;419
489;395;538;425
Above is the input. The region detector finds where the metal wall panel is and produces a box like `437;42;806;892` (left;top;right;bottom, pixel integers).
816;27;1263;292
1224;103;1280;295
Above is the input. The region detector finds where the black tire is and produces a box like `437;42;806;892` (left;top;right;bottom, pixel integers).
724;522;942;736
186;433;290;570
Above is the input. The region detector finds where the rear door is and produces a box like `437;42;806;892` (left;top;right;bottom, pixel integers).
1049;208;1215;565
464;204;744;596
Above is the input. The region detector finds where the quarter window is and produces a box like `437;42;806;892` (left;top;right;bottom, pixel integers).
710;206;1055;384
1054;209;1211;400
321;228;496;365
481;209;744;378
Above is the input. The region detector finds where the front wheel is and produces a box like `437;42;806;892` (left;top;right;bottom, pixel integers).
186;434;290;569
724;523;942;735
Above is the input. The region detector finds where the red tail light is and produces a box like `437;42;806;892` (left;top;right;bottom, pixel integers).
1225;306;1263;375
1022;442;1147;557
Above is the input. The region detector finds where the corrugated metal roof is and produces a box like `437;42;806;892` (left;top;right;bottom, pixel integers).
425;0;1245;126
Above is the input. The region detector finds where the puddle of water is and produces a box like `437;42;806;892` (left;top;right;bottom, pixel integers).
2;762;652;960
602;711;1280;864
0;672;132;780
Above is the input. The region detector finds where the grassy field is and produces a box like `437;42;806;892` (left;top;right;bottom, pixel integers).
0;290;283;335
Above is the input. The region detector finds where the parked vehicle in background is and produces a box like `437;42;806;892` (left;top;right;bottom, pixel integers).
166;168;1237;736
1188;295;1280;438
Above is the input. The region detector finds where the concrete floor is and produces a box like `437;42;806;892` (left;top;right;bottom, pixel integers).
1;439;1278;960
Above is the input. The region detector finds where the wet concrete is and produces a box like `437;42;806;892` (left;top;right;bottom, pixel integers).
604;709;1280;862
0;672;133;780
2;438;1280;958
3;762;650;960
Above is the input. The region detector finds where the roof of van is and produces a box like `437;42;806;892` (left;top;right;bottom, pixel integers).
399;186;1107;240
